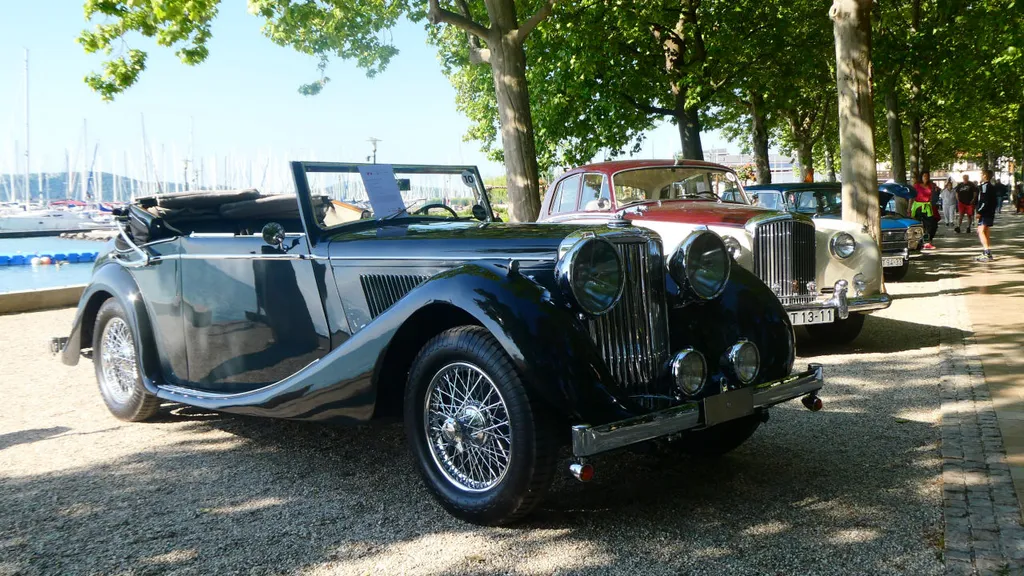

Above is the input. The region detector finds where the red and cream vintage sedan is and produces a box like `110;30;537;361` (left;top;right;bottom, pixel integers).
538;160;891;344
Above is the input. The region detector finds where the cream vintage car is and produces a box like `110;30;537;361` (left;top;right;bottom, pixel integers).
538;159;891;344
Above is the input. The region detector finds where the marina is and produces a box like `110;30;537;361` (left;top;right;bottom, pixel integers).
0;237;105;293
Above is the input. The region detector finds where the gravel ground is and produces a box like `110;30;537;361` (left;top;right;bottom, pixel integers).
0;264;958;576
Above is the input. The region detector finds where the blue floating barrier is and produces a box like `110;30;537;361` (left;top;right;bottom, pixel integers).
66;253;80;263
79;253;92;263
10;255;26;266
0;256;9;266
89;252;100;261
54;253;67;262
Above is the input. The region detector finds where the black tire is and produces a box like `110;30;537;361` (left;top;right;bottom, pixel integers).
673;414;762;458
404;326;558;525
884;259;910;282
92;299;160;422
805;312;866;345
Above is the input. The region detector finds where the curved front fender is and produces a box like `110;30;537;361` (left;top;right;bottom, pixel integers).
380;262;636;424
669;265;796;386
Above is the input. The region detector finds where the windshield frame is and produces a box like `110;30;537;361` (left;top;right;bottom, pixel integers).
609;166;750;208
292;161;495;244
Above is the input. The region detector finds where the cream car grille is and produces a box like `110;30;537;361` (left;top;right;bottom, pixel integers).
752;219;817;305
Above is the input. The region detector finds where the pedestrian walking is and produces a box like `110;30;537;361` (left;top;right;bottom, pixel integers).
940;178;956;225
1016;183;1024;214
911;171;939;249
975;169;997;262
954;174;978;233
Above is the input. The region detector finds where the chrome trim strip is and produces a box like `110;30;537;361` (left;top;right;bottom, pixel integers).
752;363;825;407
571;363;825;456
326;254;556;262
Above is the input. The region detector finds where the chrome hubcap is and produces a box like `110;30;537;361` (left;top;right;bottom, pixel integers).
424;362;512;492
100;317;137;404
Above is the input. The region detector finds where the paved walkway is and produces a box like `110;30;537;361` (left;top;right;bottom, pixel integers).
919;211;1024;574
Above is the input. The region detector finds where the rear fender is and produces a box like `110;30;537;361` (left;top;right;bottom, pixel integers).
61;262;163;395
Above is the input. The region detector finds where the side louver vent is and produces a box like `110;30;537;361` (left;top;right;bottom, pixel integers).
360;274;429;318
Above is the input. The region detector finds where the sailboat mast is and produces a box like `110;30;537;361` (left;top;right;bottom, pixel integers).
24;49;30;206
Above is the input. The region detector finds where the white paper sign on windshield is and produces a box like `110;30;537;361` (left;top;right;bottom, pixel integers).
358;164;406;218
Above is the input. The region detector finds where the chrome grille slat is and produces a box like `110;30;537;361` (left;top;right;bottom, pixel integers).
360;274;429;318
753;219;816;305
587;239;669;398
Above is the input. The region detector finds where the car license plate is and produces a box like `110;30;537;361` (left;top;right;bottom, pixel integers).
788;308;835;326
882;256;906;268
704;388;754;427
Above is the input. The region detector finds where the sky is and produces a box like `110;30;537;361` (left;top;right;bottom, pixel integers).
0;0;733;186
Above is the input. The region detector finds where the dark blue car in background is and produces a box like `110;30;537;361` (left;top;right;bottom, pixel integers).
747;183;925;281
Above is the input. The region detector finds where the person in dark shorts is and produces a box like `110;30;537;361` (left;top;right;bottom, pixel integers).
975;170;997;262
954;174;978;233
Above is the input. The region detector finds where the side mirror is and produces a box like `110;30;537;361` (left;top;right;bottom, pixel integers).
471;204;488;221
596;198;610;210
262;222;286;249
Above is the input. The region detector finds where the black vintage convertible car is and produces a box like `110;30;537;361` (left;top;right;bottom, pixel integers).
53;162;825;525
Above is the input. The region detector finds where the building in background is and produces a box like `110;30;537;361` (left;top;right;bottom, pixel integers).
703;149;800;184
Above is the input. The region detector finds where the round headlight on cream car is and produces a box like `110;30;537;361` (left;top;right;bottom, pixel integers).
830;232;857;259
721;235;742;260
671;349;707;395
726;340;760;383
555;236;624;316
669;230;731;300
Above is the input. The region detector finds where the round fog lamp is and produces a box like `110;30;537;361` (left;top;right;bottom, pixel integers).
671;349;707;395
853;273;867;296
727;340;760;384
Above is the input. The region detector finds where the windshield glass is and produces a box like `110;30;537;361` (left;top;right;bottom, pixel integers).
787;189;843;215
299;163;495;229
611;167;749;206
751;190;786;210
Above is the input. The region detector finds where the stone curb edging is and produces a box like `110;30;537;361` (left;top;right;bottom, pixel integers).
0;285;85;315
939;275;1024;575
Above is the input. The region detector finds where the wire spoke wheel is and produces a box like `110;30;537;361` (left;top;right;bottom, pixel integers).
424;361;512;492
99;317;137;405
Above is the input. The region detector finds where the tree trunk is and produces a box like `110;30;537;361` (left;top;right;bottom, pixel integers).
673;87;704;160
825;147;837;182
489;36;541;222
750;91;772;184
830;0;880;242
884;83;907;184
909;115;921;181
908;0;922;183
797;140;814;182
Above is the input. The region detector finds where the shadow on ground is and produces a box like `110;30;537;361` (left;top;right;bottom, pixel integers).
0;364;943;575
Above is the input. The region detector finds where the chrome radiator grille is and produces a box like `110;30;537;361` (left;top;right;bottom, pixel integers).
360;274;428;318
752;218;816;304
881;229;908;252
586;238;669;397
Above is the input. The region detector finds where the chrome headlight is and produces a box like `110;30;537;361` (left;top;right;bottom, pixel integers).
671;349;707;396
555;237;624;316
721;235;742;260
669;231;731;300
829;232;857;259
726;340;760;384
907;226;924;241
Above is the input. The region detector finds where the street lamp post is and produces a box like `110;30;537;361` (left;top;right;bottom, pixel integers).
367;137;382;164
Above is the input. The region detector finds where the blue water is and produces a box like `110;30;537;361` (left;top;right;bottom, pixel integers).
0;238;109;293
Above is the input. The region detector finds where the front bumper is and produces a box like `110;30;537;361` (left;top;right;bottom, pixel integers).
571;363;825;457
782;279;892;322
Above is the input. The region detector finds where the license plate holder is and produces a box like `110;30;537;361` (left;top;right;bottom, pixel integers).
788;308;836;326
703;387;755;427
882;256;906;268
